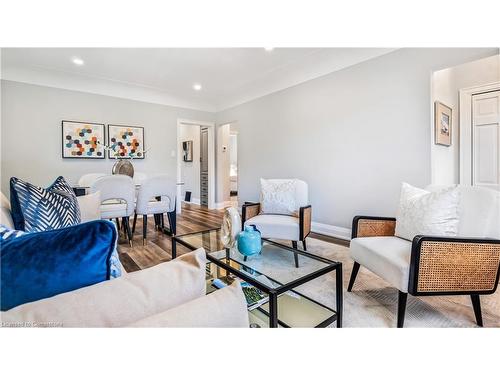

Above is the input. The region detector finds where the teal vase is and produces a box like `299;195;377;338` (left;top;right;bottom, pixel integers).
237;225;262;257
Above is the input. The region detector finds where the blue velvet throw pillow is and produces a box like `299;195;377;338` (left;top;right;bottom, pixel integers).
10;176;81;232
1;220;120;311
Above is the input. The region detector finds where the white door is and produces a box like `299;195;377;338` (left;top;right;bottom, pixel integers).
472;90;500;190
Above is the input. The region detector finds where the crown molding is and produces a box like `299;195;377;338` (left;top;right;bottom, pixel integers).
1;65;216;113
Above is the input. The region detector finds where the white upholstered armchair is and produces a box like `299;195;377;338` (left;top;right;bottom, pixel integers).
241;179;312;268
348;185;500;327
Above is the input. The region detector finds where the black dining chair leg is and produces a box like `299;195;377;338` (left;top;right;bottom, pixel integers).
167;210;176;236
160;213;165;229
142;214;148;245
115;218;121;231
123;217;133;247
132;213;137;234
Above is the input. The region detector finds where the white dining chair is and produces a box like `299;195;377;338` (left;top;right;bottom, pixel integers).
78;173;106;193
133;174;177;245
90;175;135;246
133;172;148;185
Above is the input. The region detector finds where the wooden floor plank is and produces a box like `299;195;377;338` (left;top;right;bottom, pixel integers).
117;202;223;272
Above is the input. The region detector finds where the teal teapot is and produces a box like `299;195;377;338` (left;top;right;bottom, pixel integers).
237;225;262;257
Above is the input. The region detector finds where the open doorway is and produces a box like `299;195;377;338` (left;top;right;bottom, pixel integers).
229;131;238;207
177;119;215;213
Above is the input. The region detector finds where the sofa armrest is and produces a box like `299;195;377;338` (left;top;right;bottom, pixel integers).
351;216;396;239
242;202;261;229
408;236;500;295
299;205;312;240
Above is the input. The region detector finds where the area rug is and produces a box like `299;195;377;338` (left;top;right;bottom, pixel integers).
233;237;500;328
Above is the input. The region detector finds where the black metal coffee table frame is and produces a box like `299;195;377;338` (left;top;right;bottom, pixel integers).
172;230;343;328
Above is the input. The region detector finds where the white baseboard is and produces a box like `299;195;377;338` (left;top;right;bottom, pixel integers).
183;198;200;205
311;221;351;241
214;201;233;209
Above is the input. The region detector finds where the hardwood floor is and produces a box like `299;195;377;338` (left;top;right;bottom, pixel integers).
117;202;348;273
117;202;223;272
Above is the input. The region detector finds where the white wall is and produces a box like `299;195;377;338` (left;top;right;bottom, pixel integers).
216;123;231;203
216;48;499;234
431;54;500;185
179;124;200;202
0;80;215;196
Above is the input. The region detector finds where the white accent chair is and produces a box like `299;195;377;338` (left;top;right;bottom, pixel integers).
90;175;135;246
241;179;312;268
133;174;177;245
348;185;500;328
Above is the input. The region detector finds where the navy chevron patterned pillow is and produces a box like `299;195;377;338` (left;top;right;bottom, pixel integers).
10;176;81;232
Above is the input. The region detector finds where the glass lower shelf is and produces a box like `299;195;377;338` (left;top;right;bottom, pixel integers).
249;292;335;328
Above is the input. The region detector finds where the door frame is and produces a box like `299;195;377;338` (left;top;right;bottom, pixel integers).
459;81;500;185
177;118;216;213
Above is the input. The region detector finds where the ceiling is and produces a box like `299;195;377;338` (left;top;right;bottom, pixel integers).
1;48;395;112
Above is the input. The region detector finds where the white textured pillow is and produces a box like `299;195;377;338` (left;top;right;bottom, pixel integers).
260;178;297;216
77;191;101;222
128;282;249;328
395;183;460;241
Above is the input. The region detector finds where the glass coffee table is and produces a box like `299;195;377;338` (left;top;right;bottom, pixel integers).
172;229;343;328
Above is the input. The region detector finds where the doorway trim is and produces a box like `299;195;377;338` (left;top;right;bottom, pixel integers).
459;81;500;185
177;118;216;213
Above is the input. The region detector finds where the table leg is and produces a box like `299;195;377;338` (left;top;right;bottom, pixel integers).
336;263;343;328
269;292;278;328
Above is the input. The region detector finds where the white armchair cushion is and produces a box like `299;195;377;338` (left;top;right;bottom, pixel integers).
350;236;412;292
395;183;460;241
245;214;299;241
128;282;249;328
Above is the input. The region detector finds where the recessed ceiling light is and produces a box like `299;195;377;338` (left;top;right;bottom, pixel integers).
264;47;274;52
72;57;84;66
193;83;202;91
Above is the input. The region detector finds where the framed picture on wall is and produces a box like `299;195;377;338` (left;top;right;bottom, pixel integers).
61;120;106;159
434;101;452;146
182;140;193;162
107;124;145;159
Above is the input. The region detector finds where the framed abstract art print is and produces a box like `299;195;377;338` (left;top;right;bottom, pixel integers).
61;120;106;159
107;124;145;159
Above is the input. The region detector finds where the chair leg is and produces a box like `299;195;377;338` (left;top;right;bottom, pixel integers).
167;210;177;236
302;239;307;251
115;218;121;231
292;241;299;268
347;261;360;292
397;291;408;328
471;294;483;327
154;214;159;229
123;217;133;247
132;213;137;234
142;215;147;245
160;213;165;229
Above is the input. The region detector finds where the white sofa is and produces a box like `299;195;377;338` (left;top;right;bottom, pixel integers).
1;192;249;327
348;185;500;328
